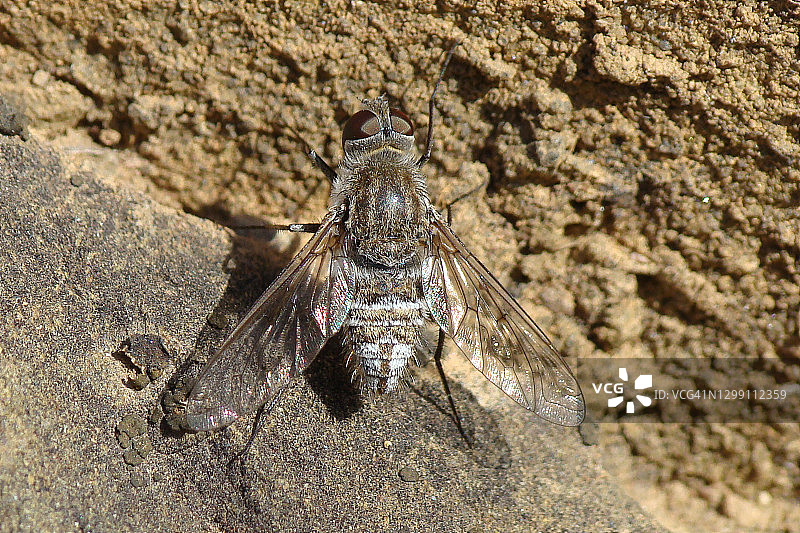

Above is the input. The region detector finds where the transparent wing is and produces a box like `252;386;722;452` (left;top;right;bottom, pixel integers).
185;210;356;431
422;211;585;426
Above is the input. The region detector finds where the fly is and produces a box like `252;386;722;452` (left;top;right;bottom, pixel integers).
185;50;585;431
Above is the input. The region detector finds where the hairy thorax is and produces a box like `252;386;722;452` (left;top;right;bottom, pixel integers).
344;153;429;268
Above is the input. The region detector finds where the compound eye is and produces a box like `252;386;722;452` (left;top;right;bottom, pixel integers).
342;110;380;143
389;108;414;136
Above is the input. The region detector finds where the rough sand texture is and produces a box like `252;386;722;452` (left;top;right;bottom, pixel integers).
1;1;799;532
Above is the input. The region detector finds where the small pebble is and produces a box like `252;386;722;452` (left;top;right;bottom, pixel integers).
398;466;419;482
123;448;144;467
207;310;228;329
32;70;51;86
69;173;87;187
99;128;121;146
128;372;151;390
117;432;131;449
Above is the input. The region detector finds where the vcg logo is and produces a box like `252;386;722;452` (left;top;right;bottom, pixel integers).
592;367;653;414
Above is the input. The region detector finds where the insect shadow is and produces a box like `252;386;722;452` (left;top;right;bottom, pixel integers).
303;335;364;419
405;372;514;470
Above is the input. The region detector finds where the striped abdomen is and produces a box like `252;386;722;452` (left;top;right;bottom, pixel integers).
345;267;424;395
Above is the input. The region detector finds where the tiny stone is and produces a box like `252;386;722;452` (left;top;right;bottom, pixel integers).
69;173;87;187
120;414;147;436
148;405;162;425
383;440;392;449
207;310;228;329
99;128;122;146
163;412;184;433
129;372;150;390
0;94;27;139
123;448;144;466
117;419;130;433
398;466;419;482
32;70;51;86
171;390;186;404
117;432;131;449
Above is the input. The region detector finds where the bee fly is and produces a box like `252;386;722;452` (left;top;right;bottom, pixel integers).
185;51;585;432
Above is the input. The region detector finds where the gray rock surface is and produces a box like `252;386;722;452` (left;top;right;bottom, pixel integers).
0;134;661;531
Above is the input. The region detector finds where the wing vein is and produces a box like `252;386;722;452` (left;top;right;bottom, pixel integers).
422;210;585;426
185;209;356;431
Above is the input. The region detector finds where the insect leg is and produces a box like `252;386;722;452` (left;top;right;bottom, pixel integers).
309;150;338;183
228;223;321;233
229;391;285;464
433;327;472;446
444;174;488;228
418;43;459;168
435;176;485;445
276;116;339;183
275;223;322;233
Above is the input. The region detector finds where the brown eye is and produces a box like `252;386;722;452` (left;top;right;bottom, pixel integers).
389;108;414;136
342;110;380;143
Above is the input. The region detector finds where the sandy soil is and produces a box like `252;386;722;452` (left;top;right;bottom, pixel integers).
1;1;798;531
